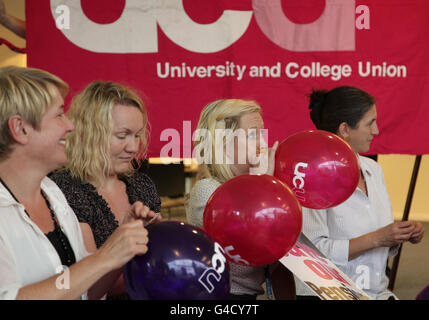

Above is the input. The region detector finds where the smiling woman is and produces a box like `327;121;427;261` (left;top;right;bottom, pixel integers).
28;85;74;171
0;66;158;300
50;81;162;299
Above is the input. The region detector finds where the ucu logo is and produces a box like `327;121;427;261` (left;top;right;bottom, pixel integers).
198;242;228;293
292;162;308;202
224;245;250;266
51;0;369;54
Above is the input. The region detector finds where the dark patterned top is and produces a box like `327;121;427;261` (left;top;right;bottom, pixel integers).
50;170;161;249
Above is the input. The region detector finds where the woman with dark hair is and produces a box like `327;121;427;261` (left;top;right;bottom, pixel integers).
297;86;424;300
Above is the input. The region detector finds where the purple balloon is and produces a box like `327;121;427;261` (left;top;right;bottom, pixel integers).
124;221;230;300
416;284;429;300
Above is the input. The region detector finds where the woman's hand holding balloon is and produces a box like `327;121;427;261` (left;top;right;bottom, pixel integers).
122;201;162;226
95;220;149;271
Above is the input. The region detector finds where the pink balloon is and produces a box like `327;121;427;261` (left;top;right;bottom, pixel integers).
203;174;302;267
274;130;360;209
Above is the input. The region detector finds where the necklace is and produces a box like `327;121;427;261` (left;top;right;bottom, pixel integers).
0;176;76;267
41;190;76;266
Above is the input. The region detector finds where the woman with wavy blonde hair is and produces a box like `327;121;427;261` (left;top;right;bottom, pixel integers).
0;67;156;300
50;81;161;298
185;98;293;300
64;81;149;187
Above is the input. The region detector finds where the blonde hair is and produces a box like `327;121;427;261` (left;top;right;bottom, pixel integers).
65;81;148;187
0;66;68;160
194;99;261;183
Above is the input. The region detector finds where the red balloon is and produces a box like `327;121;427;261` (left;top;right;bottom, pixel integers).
274;130;360;209
203;174;302;267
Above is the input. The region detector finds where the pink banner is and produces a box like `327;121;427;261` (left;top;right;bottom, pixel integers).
26;0;429;156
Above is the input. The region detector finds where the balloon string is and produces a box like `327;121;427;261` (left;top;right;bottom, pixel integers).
0;37;26;53
264;266;274;300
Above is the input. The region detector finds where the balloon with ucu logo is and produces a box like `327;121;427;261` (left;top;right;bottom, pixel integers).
203;174;302;266
274;130;360;209
124;221;230;300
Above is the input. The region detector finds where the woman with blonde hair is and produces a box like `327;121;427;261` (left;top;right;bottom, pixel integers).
0;66;153;300
50;81;161;298
186;99;295;300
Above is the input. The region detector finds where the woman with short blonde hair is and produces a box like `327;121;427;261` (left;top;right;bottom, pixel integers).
0;66;68;160
0;66;155;300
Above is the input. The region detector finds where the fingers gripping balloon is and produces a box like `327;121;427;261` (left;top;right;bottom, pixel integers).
124;221;230;300
274;130;360;209
203;174;302;267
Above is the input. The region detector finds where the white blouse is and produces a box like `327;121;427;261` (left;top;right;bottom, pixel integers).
297;155;398;300
186;178;266;296
0;177;89;300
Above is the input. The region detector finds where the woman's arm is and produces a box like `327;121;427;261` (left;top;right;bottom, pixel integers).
348;221;415;261
16;251;110;300
302;207;350;266
16;219;148;300
0;1;25;39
